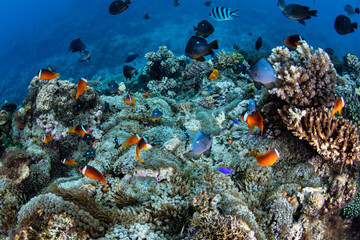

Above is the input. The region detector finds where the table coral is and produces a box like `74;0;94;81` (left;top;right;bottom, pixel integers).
279;106;360;167
268;41;337;108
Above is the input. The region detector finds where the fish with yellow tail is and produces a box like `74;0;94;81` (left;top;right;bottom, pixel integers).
122;134;141;148
331;97;345;116
253;149;280;167
136;136;152;163
76;77;88;99
41;134;53;144
79;165;107;191
61;158;77;165
241;110;264;135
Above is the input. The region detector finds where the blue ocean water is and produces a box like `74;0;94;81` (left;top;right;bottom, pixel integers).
0;0;359;104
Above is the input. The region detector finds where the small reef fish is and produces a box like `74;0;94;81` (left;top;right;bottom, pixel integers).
280;1;317;25
125;53;139;63
194;20;214;38
218;167;232;175
241;110;264;135
334;15;358;35
143;92;151;98
122;134;141;147
232;62;247;74
209;7;239;21
69;38;86;52
78;50;91;62
109;0;130;15
107;81;119;95
255;149;280;167
41;134;53;144
83;150;95;158
136;136;152;163
232;118;240;124
76;77;88;100
173;0;180;7
114;137;120;149
204;1;213;7
249;57;283;90
74;99;85;114
331;97;345;116
37;69;60;80
149;108;163;121
255;37;262;51
124;92;135;105
226;134;232;144
209;69;219;80
68;124;90;137
344;4;356;17
61;158;77;165
123;65;138;79
82;133;93;142
184;130;212;159
284;34;304;47
144;13;151;20
79;165;107;191
247;98;256;114
185;36;218;61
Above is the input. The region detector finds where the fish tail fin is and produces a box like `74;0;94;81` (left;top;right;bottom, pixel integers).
204;148;211;157
253;81;262;90
208;40;218;49
55;73;60;78
136;154;144;163
353;22;358;29
184;151;193;159
248;124;255;131
75;93;79;99
309;10;317;17
331;110;336;116
230;9;239;16
339;109;342;115
103;182;107;192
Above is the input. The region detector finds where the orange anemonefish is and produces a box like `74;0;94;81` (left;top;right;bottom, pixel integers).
124;92;135;105
331;97;345;116
76;77;88;99
79;165;107;191
136;136;152;163
37;69;60;80
142;92;152;98
41;134;53;144
61;158;77;165
209;69;219;80
255;148;280;167
68;124;90;137
284;34;303;48
241;111;264;135
122;134;141;148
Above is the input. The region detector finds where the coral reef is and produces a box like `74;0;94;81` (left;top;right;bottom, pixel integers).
278;106;360;167
268;41;337;109
0;147;31;183
181;60;213;90
213;49;243;70
342;180;360;219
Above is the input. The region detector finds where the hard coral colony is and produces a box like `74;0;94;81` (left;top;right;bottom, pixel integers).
0;10;360;240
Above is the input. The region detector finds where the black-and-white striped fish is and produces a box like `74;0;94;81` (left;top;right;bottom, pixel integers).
209;7;239;21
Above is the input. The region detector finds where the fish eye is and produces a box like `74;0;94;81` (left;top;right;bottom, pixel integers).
196;41;200;44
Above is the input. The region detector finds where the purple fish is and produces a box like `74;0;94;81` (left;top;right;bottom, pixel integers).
184;130;212;159
233;118;240;124
218;167;232;175
249;57;283;90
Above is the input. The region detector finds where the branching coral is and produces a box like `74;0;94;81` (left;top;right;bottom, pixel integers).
278;106;360;167
268;41;337;108
213;50;242;70
182;60;213;89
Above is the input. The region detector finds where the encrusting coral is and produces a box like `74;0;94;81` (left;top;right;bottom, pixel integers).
268;41;337;109
278;106;360;167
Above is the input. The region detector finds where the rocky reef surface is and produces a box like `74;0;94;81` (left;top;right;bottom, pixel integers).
0;43;360;240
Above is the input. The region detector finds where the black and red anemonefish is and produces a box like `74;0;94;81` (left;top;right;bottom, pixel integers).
136;136;152;163
37;69;60;80
76;77;88;100
61;158;77;165
68;124;90;137
142;92;152;98
122;134;141;148
241;111;264;135
41;134;53;144
284;34;304;48
124;92;135;105
248;148;280;167
79;165;107;191
331;97;345;116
